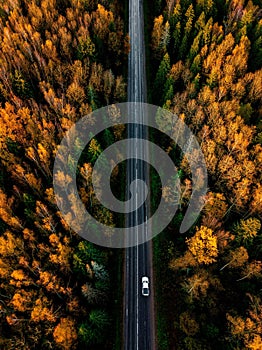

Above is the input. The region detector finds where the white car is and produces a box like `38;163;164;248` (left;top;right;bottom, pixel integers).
142;276;149;296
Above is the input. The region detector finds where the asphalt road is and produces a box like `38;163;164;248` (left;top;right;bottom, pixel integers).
123;0;156;349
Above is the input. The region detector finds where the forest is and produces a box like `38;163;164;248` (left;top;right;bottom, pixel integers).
0;0;261;349
149;0;262;349
0;0;128;348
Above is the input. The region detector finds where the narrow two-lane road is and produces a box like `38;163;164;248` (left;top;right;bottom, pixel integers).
123;0;156;349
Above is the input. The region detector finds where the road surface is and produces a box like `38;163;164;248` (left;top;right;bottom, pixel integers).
123;0;156;349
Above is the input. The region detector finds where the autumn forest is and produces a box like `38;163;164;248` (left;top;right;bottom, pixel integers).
150;0;262;349
0;0;261;349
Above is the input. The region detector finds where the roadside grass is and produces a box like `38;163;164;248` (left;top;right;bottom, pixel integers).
111;159;126;350
153;234;170;350
143;0;153;103
111;249;124;350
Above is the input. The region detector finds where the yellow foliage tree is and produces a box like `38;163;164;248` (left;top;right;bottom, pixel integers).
186;226;218;265
10;290;33;312
53;317;78;349
181;269;210;300
220;246;249;271
31;297;56;323
179;311;199;336
234;217;261;245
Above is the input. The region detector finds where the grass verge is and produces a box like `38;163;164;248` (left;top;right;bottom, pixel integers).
153;233;171;350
